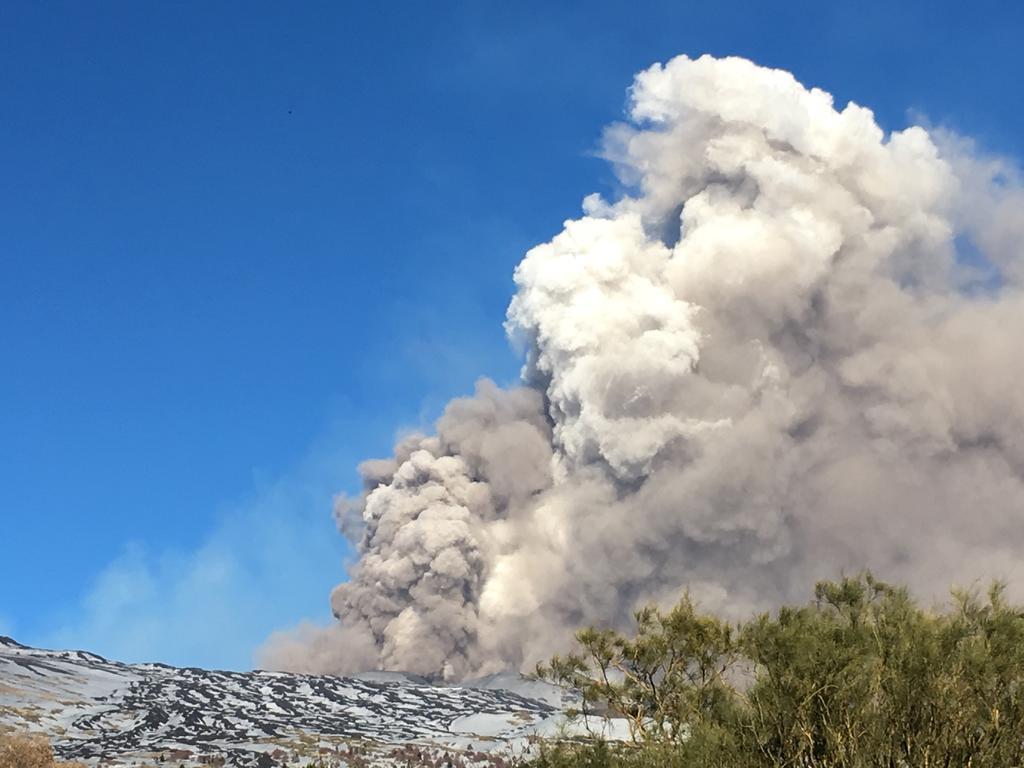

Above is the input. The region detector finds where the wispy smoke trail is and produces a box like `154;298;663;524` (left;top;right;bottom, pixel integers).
262;54;1024;680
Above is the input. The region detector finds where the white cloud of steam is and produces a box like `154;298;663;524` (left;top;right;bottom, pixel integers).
261;54;1024;680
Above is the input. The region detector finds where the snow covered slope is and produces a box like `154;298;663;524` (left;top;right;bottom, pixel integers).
0;636;575;767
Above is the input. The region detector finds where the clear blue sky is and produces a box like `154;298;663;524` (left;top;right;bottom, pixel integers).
3;1;1023;670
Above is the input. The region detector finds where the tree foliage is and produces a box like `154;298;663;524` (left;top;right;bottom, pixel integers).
532;573;1024;767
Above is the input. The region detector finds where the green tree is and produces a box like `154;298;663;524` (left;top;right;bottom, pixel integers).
531;573;1024;768
536;593;740;746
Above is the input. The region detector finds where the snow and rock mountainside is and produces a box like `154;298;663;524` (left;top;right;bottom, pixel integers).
0;637;576;767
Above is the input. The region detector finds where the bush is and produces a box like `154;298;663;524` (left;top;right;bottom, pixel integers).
529;740;693;768
532;573;1024;767
0;734;86;768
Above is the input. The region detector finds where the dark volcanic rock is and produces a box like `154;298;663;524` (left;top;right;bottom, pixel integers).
0;639;568;767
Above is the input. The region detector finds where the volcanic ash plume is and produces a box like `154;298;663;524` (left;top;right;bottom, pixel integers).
262;54;1024;680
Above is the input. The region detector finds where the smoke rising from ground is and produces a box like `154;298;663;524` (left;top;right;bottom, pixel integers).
261;54;1024;680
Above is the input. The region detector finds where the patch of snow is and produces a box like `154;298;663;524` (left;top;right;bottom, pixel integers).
0;638;622;768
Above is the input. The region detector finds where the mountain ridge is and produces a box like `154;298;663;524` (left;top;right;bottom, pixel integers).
0;636;580;767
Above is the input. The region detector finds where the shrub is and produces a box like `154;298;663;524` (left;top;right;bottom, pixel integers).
532;573;1024;767
0;734;86;768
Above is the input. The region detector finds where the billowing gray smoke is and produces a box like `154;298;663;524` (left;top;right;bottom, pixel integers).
262;55;1024;680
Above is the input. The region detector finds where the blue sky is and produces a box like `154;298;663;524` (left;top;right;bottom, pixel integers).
3;1;1024;670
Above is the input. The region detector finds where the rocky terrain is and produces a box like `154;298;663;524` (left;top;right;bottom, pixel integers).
0;637;596;767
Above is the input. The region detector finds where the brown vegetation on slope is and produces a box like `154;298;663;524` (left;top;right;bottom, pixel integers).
0;734;86;768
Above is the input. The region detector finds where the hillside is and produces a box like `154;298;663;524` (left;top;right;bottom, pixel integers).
0;637;575;767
